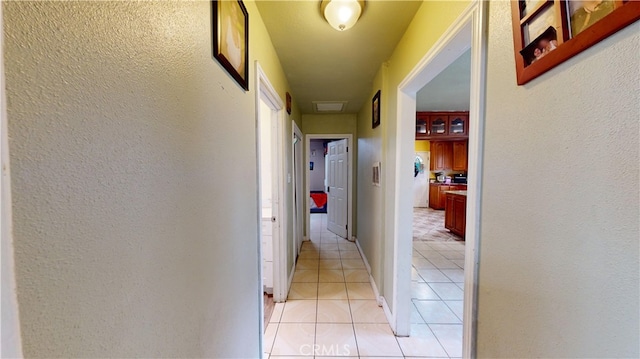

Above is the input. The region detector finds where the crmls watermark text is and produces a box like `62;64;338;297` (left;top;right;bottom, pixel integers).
299;344;351;356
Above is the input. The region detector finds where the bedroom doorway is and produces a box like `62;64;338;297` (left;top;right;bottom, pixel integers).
305;134;353;241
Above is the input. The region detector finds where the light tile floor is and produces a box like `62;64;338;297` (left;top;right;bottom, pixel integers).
266;210;464;358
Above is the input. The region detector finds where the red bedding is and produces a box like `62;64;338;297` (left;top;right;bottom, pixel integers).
310;192;327;208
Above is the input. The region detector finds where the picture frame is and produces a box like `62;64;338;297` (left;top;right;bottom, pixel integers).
286;92;292;115
511;0;640;85
212;0;249;91
372;90;381;129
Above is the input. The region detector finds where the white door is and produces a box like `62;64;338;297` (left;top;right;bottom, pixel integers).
327;139;348;238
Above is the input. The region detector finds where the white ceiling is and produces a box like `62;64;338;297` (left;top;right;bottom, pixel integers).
255;0;422;114
416;49;471;111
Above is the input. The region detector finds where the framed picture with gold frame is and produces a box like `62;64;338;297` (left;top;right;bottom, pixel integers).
511;0;640;85
212;0;249;90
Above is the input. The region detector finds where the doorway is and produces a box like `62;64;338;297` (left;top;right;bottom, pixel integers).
392;2;487;357
305;134;353;242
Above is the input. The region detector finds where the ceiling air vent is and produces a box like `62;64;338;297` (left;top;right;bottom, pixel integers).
313;101;348;113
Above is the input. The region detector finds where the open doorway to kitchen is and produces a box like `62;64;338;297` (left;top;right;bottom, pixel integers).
410;49;471;359
392;2;487;358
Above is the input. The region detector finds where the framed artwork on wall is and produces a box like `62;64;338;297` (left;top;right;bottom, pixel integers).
511;0;640;85
212;0;249;90
372;90;381;129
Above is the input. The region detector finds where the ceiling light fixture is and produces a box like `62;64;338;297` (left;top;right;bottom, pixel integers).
321;0;365;31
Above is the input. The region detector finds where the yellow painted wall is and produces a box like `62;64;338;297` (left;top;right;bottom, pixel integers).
415;140;430;152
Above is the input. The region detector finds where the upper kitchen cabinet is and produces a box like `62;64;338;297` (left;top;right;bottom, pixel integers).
416;111;469;140
429;141;453;171
416;113;429;140
452;141;468;171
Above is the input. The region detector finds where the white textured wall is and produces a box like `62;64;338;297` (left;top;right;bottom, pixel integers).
478;2;639;357
3;1;268;357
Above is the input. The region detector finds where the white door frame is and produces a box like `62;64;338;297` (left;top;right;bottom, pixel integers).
305;134;353;241
255;62;287;359
292;120;304;258
392;1;487;356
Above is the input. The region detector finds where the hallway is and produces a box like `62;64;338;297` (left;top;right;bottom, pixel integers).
264;212;464;358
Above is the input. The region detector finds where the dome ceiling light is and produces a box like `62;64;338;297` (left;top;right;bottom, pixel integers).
321;0;365;31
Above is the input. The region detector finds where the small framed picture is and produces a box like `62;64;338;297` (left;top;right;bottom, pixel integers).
372;90;381;129
212;0;249;91
286;92;292;115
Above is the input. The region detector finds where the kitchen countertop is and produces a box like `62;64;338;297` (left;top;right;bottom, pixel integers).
443;190;467;196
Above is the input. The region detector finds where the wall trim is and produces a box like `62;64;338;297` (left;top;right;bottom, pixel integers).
354;237;383;306
392;0;487;354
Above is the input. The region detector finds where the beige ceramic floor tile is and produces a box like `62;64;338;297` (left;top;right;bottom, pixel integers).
271;323;315;356
350;300;387;323
280;300;318;323
353;323;403;357
318;269;345;283
298;250;320;260
320;243;340;251
320;250;342;259
317;299;352;323
288;282;318;300
315;323;358;357
341;259;365;269
264;322;278;354
343;269;369;282
338;241;358;251
397;323;448;357
292;269;319;283
319;259;343;269
339;251;362;259
300;241;320;252
297;259;319;270
270;302;285;323
317;282;348;300
346;282;375;300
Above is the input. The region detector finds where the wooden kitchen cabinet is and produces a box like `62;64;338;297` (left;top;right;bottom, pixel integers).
429;184;467;210
452;141;468;171
416;111;469;140
445;192;467;238
429;141;453;171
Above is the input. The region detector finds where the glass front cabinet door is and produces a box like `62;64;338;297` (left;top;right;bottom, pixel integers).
428;115;448;137
448;114;468;136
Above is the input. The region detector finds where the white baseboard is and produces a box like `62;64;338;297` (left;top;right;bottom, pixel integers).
355;238;383;307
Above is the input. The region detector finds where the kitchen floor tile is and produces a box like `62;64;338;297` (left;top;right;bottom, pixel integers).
429;324;463;358
339;251;362;259
417;269;452;283
270;302;285;323
319;259;343;270
296;259;320;270
298;250;320;260
444;300;464;321
320;250;341;259
264;323;278;354
397;324;448;357
428;282;464;300
341;259;366;269
411;282;440;300
338;241;358;251
440;269;465;283
414;300;461;324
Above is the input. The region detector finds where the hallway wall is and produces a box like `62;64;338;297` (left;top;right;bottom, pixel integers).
478;2;639;357
3;1;298;357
